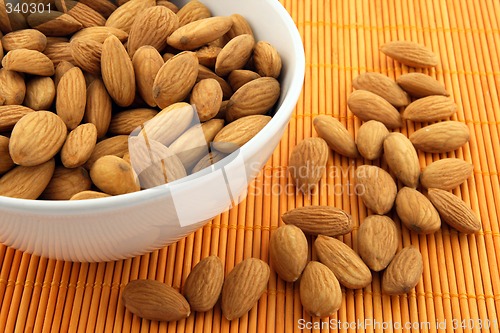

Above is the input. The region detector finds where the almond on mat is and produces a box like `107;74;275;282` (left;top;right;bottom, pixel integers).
380;41;439;68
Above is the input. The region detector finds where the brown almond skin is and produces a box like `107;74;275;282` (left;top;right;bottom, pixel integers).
384;132;420;188
269;225;308;282
0;105;35;132
122;279;190;322
9;111;67;167
226;14;254;39
421;158;474;190
221;258;270;320
358;215;399;271
191;151;227;174
427;188;481;233
228;70;260;92
197;64;233;99
409;121;470;153
0;159;55;199
213;115;271;153
253;41;282;79
0;68;26;105
347;90;403;129
382;247;423;295
288;138;329;193
300;261;342;317
84;135;129;170
281;206;353;236
176;0;211;26
314;235;372;289
70;38;102;75
84;78;112;138
313;115;358;158
352;72;410;107
355;120;389;160
24;77;56;111
41;166;92;200
2;49;55;76
109;108;158;135
190;78;223;122
354;165;397;214
132;46;164;107
0;136;14;174
380;41;439;68
403;96;456;122
27;12;83;37
61;123;98;168
56;66;87;130
396;187;441;234
90;155;140;195
183;256;224;312
215;34;254;77
167;16;233;50
70;190;111;200
396;73;449;98
105;0;156;33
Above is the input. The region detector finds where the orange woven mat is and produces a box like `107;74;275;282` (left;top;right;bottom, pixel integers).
1;0;500;332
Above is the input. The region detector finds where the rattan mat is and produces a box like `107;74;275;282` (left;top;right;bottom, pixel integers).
1;0;500;332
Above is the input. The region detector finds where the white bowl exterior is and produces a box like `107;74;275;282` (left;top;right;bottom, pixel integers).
0;0;305;262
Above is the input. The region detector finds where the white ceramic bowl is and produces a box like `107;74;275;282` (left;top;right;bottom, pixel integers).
0;0;305;262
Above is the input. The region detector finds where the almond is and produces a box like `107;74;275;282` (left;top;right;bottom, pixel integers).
421;158;473;190
191;151;227;174
101;35;136;107
43;40;75;67
167;16;233;50
380;41;439;68
70;38;102;75
396;73;449;98
61;123;98;168
252;41;282;78
269;225;308;282
287;137;329;193
84;78;112;139
70;190;111;200
140;102;194;146
24;77;56;111
396;187;441;234
2;49;55;76
347;90;403;129
314;235;372;289
0;159;55;199
90;155;139;195
105;0;156;33
127;6;179;57
55;0;106;28
227;70;260;92
122;279;190;322
70;26;128;43
355;120;389;160
169;119;224;169
215;34;254;76
27;11;83;37
355;165;397;214
56;67;87;129
225;77;280;122
427;188;481;233
132;46;164;107
281;206;353;236
157;1;178;13
84;135;129;169
221;258;270;320
54;60;75;88
153;51;199;109
382;247;423;295
313;115;358;158
409;121;470;153
226;14;254;39
109;108;158;135
197;64;233;99
190;78;223;121
0;68;26;105
0;105;34;131
183;256;224;312
299;261;342;317
0;136;14;174
1;29;47;52
176;0;211;26
41;166;92;200
78;0;117;18
352;72;410;107
195;44;221;68
357;215;399;271
403;96;456;122
128;137;186;188
384;132;420;188
9;111;67;167
213;115;271;153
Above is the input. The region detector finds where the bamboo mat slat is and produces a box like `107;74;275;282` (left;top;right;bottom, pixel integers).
1;0;500;332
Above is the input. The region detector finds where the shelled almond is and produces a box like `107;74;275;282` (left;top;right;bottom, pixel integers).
0;0;283;201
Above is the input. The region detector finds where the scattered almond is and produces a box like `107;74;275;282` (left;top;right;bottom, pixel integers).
270;225;308;282
313;115;358;158
355;120;389;160
347;90;403;129
352;72;410;107
281;206;353;236
380;41;439;68
396;73;449;98
382;247;423;295
396;187;441;234
354;165;397;214
403;96;456;122
409;121;470;153
183;256;224;312
384;132;420;188
421;158;473;190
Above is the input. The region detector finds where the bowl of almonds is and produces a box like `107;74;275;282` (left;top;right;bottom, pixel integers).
0;0;305;261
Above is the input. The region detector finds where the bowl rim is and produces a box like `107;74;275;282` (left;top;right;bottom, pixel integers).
0;0;305;214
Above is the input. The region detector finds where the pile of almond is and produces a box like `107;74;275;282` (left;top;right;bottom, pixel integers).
0;0;282;200
284;41;481;317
